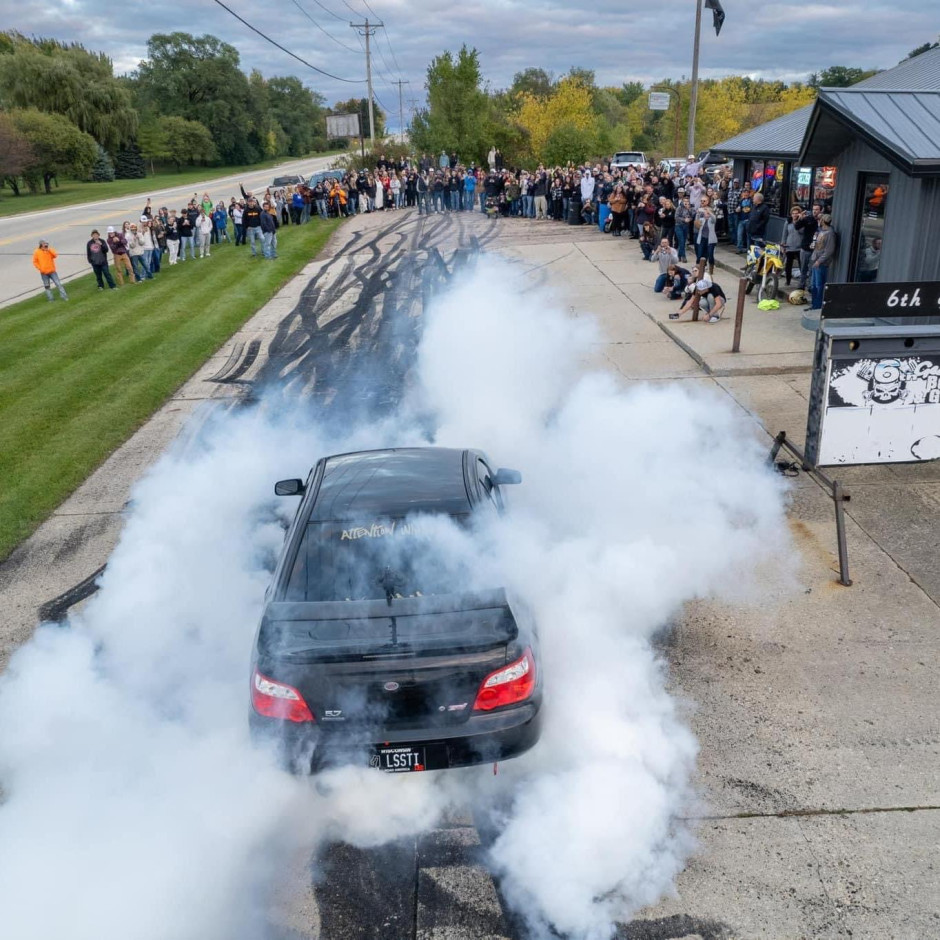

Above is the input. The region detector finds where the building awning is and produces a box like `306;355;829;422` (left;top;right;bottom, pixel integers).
710;105;813;160
800;89;940;177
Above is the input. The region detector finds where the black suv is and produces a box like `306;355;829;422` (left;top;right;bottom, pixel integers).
250;447;542;774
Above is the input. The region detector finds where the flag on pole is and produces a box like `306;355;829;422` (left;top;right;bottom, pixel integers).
704;0;726;36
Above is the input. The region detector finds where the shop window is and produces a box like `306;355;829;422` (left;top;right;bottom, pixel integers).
851;174;889;283
814;166;837;212
791;166;813;209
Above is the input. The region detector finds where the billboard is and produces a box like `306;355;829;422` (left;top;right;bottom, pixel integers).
648;92;671;111
326;113;361;139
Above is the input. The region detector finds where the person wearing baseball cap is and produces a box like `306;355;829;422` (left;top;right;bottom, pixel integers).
669;277;727;323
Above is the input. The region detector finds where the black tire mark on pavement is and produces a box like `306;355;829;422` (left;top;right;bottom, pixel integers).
38;564;106;623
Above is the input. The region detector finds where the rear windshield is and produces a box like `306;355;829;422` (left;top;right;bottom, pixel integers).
614;153;645;163
283;518;471;602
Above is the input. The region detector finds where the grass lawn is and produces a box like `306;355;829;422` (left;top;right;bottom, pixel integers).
0;153;343;219
0;216;343;561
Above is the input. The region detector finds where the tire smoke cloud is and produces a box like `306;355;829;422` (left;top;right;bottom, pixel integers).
0;257;789;939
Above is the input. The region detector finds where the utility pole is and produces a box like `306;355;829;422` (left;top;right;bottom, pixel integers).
393;79;410;143
350;18;382;148
687;0;703;156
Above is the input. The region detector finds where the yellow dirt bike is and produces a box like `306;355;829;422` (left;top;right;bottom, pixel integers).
744;239;784;302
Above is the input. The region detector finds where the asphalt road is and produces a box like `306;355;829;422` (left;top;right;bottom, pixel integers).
0;154;338;309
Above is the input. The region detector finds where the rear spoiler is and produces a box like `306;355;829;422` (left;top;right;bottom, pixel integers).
267;588;509;622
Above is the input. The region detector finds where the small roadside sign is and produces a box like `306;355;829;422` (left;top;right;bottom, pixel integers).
648;92;671;111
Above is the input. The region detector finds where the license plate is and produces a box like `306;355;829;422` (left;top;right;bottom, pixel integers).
371;745;426;773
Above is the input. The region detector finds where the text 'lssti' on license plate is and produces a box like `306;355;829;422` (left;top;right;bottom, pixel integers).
371;745;426;773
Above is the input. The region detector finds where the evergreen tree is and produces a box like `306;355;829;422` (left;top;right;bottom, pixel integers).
90;144;115;182
113;141;146;179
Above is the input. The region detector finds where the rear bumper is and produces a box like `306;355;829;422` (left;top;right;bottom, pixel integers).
250;698;542;774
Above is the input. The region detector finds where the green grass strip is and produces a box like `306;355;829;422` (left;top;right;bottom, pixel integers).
0;217;342;560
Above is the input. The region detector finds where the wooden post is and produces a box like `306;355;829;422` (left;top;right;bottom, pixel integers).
732;276;747;352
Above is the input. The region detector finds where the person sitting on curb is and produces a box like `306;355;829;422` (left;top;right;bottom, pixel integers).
664;263;692;300
32;239;68;301
670;278;727;323
652;238;679;293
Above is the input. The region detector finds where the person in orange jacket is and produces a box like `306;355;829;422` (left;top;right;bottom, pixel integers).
32;239;68;301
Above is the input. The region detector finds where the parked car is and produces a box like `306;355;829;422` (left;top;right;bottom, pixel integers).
659;157;686;175
250;447;543;774
611;150;650;172
271;174;306;188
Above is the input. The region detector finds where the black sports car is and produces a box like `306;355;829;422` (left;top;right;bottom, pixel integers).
250;447;542;773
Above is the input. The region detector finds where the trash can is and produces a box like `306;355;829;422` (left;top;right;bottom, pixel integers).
597;203;611;233
567;200;582;225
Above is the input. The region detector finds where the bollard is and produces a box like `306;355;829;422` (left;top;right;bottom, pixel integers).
731;276;747;352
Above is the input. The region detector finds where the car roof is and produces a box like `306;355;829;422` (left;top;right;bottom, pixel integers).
310;447;471;521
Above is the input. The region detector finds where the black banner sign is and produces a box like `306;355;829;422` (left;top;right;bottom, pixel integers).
822;282;940;319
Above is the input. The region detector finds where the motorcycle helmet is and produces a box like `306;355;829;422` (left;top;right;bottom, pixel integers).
789;289;809;305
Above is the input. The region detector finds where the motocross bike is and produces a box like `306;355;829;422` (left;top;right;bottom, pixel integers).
744;239;784;302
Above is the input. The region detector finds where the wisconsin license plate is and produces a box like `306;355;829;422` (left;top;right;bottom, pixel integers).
371;745;426;773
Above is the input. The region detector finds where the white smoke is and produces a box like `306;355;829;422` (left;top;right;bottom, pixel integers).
0;256;789;940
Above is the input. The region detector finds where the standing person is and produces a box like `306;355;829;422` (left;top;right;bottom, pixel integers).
782;206;803;287
533;171;548;220
736;184;753;253
125;223;150;282
164;213;181;265
463;169;476;211
141;198;153;220
242;197;263;257
657;197;676;246
259;204;278;260
150;215;166;274
138;218;156;275
694;198;718;275
608;183;628;236
195;208;213;258
178;211;195;261
795;203;821;291
746;192;770;246
487;146;496;170
213;202;229;243
725;178;741;244
106;226;134;284
674;196;693;262
86;230;115;290
232;202;245;245
416;171;430;215
807;214;835;312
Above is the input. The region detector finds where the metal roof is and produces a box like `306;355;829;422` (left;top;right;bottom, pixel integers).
852;46;940;91
801;90;940;176
710;105;813;158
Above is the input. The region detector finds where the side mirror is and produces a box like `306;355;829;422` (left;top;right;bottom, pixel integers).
494;468;522;486
274;478;305;497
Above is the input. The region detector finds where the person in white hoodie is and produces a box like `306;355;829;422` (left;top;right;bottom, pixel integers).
580;169;595;203
195;208;214;258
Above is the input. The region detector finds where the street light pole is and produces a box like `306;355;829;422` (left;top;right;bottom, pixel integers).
687;0;703;156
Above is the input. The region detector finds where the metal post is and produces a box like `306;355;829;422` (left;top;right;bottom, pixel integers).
687;0;703;156
732;275;747;352
833;480;852;586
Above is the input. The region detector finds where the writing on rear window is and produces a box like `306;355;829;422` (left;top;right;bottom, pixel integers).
340;521;420;540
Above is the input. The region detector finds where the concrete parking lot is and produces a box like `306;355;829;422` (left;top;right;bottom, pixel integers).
1;208;937;939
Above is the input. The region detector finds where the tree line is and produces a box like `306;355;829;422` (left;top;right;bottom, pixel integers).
0;31;379;194
409;45;937;169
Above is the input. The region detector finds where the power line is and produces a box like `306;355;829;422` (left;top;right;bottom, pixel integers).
307;0;346;21
289;0;360;54
210;0;364;83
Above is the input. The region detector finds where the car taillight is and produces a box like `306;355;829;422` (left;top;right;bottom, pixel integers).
251;669;315;723
473;648;536;712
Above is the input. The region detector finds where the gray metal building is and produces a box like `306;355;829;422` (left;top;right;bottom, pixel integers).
712;48;940;284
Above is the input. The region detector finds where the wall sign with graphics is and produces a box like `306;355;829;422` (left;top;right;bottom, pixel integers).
805;324;940;466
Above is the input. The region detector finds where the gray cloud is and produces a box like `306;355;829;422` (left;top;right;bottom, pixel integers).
0;0;935;131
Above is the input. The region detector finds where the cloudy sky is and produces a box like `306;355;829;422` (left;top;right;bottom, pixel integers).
2;0;937;130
